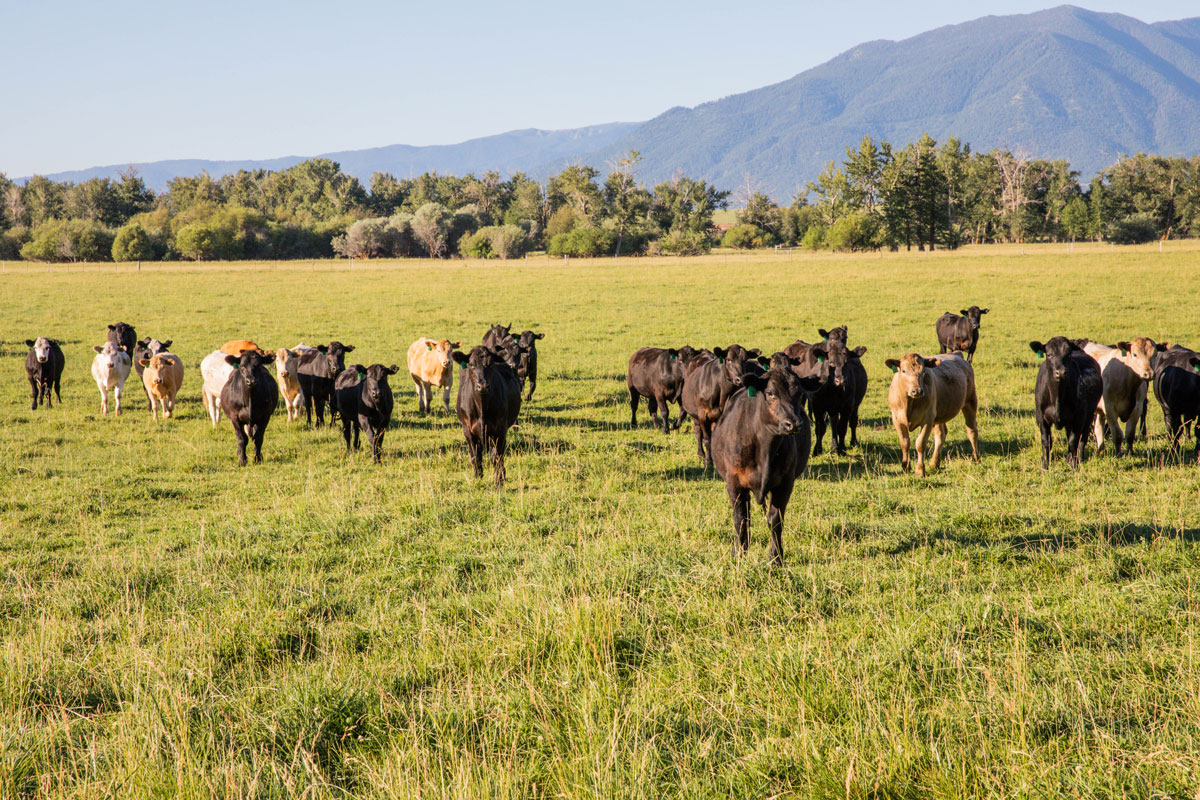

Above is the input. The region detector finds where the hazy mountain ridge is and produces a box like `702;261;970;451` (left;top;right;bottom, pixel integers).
23;6;1200;199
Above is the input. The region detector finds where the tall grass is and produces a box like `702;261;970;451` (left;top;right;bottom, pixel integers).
1;247;1199;798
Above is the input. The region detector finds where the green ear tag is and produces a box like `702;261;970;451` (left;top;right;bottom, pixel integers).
822;336;829;341
460;363;467;371
357;371;366;381
1037;351;1045;359
669;354;676;361
817;356;827;363
890;364;898;374
747;386;757;398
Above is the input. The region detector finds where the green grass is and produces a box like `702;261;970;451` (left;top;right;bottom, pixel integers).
2;246;1200;798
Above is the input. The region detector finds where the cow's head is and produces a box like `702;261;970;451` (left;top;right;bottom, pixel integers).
494;341;530;382
886;353;938;399
961;306;989;331
453;346;496;396
517;330;544;349
1029;337;1079;382
713;344;762;387
822;340;866;388
224;350;274;389
764;352;823;398
318;341;354;376
1116;337;1166;381
140;338;171;355
667;345;698;365
485;324;513;344
351;363;400;404
25;337;54;363
742;368;803;435
818;326;848;344
425;338;462;369
274;348;299;380
92;341;126;370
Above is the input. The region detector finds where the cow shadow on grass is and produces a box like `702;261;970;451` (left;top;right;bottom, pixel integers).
886;519;1200;556
519;412;622;432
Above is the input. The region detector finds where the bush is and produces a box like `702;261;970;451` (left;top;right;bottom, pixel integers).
825;212;879;251
545;207;578;238
800;224;827;251
721;223;770;249
0;226;30;259
547;227;616;257
459;229;492;259
655;228;712;256
20;219;113;262
112;222;155;261
332;218;392;258
174;207;272;261
461;225;530;259
1106;212;1159;245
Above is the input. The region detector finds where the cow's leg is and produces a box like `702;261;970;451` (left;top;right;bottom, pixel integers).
252;424;266;464
1121;406;1138;457
1039;419;1053;469
929;423;948;471
465;425;483;477
313;388;325;426
849;405;860;447
647;395;660;431
341;415;353;452
115;383;123;416
1093;408;1108;454
656;394;674;433
42;380;52;409
353;420;362;451
728;484;750;558
1139;398;1148;438
628;387;640;428
693;417;705;462
233;421;249;467
672;400;686;430
440;384;451;415
1066;424;1083;470
812;412;827;457
28;377;38;410
411;376;425;413
766;482;792;566
370;424;385;463
99;384;108;416
165;396;174;419
962;403;980;463
833;412;848;455
54;376;61;404
913;423;933;477
492;429;507;486
893;419;911;472
702;421;715;471
524;374;535;402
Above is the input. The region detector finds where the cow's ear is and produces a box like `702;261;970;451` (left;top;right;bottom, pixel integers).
317;345;328;354
667;348;679;360
812;346;828;363
24;339;34;347
162;340;172;349
343;345;355;352
981;308;990;314
1117;341;1131;356
960;309;969;317
922;357;938;368
93;345;103;353
451;341;461;348
351;363;366;376
1029;341;1045;358
818;328;830;340
426;342;433;350
789;356;803;367
747;348;761;358
387;364;400;374
1190;357;1200;374
534;332;544;340
852;346;867;358
756;356;770;367
1156;342;1168;352
743;372;769;392
259;352;275;365
452;351;469;367
885;358;900;373
107;324;116;331
137;338;149;347
223;355;239;367
143;357;155;367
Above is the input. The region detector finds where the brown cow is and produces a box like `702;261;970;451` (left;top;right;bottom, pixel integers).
273;347;305;422
407;337;461;414
1083;337;1167;455
140;352;185;420
220;340;263;356
885;352;980;476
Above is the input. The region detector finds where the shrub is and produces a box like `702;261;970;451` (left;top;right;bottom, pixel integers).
655;228;712;256
459;229;492;259
800;224;827;251
20;219;113;262
721;223;769;249
461;225;530;259
547;227;616;257
0;226;31;259
332;218;392;258
112;222;155;261
825;212;879;251
1106;212;1159;245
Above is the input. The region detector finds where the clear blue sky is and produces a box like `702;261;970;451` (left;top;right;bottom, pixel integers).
1;0;1196;176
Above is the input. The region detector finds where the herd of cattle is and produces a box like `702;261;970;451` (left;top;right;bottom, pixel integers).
19;305;1200;563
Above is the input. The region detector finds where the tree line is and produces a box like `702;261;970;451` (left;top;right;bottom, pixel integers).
1;136;1197;262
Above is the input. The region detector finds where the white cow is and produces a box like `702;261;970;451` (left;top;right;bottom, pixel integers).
90;342;132;416
1083;337;1165;455
200;349;235;427
273;347;306;421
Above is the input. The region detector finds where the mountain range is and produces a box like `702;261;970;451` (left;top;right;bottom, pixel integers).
25;6;1200;199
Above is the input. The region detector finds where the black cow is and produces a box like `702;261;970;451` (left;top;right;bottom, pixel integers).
681;344;762;469
516;330;544;401
627;345;699;433
482;324;513;349
814;327;868;445
24;337;64;410
335;363;399;463
453;345;523;485
296;341;355;426
818;325;848;344
712;367;809;565
1030;337;1102;469
1153;345;1200;460
219;350;279;466
133;337;172;405
106;322;137;357
785;339;866;456
937;307;989;362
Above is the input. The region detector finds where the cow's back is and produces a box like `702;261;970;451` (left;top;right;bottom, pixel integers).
929;354;974;422
201;350;234;397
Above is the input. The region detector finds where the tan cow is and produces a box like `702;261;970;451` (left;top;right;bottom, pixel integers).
221;340;262;356
1083;337;1166;455
273;347;305;421
885;352;980;477
407;337;461;414
140;352;185;420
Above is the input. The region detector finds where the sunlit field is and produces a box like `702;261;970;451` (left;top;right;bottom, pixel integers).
2;245;1200;798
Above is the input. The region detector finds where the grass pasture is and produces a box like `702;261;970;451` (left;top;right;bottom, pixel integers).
2;247;1200;798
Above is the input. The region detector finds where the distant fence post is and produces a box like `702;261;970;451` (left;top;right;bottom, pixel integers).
137;260;141;271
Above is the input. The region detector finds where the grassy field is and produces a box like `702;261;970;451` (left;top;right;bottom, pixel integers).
2;246;1200;798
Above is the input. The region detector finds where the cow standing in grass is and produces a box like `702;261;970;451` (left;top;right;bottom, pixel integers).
407;337;460;414
336;363;400;463
515;330;544;401
140;351;184;420
712;367;810;565
220;350;278;466
936;307;989;362
133;337;172;406
296;341;355;426
454;345;522;485
886;352;980;476
1030;337;1102;469
91;341;131;416
682;345;762;470
1153;345;1200;460
24;337;64;410
273;348;305;422
1083;338;1166;456
627;345;698;433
